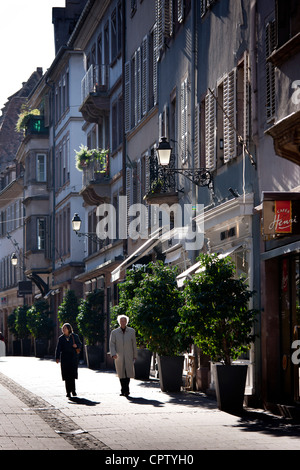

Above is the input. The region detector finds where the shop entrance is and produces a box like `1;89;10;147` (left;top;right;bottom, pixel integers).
280;256;300;404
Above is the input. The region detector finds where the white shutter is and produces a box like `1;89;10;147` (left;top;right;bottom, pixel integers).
205;91;216;170
135;47;142;125
178;0;184;23
126;167;132;233
153;23;158;105
265;20;276;121
163;0;173;37
124;61;131;133
243;52;250;146
194;103;200;168
181;78;188;163
223;69;237;163
142;35;149;116
156;0;163;51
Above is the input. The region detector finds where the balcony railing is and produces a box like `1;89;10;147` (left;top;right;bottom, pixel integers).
81;64;109;103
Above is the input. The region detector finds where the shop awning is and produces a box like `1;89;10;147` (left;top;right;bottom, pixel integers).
111;227;166;282
176;244;243;288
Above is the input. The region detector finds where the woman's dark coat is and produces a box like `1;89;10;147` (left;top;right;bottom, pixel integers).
55;333;82;381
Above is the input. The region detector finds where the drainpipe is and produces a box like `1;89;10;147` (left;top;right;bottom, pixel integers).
250;0;258;146
191;0;197;262
122;0;127;257
45;79;56;285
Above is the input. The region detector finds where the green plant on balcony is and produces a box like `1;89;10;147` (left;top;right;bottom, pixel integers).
75;144;109;172
16;107;41;133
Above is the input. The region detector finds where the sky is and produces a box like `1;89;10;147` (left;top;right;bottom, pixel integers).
0;0;66;113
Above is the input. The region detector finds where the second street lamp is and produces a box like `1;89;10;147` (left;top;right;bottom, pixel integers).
72;213;102;243
156;136;212;187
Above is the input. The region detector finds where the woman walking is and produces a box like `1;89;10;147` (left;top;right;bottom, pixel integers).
55;323;82;398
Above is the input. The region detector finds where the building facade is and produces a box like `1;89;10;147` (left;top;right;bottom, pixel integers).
1;0;300;412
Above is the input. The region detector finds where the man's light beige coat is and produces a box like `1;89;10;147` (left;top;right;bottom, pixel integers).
109;327;138;379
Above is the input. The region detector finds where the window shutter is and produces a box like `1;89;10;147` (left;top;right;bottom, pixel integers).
205;91;216;170
223;69;237;163
180;78;188;163
178;0;184;23
265;20;276;121
156;0;163;51
126;167;132;233
163;0;173;37
153;24;158;105
135;47;142;125
124;61;131;133
243;52;250;146
194;103;200;168
142;35;149;116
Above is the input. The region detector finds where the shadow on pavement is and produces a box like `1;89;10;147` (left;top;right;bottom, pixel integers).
126;395;164;407
232;409;300;439
68;396;100;406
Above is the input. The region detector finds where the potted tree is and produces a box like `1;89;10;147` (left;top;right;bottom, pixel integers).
15;305;31;356
178;253;257;413
111;266;153;380
27;300;54;358
128;261;190;392
8;311;21;356
77;289;106;369
57;290;79;332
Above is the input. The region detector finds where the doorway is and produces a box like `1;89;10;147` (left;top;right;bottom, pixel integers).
280;256;300;403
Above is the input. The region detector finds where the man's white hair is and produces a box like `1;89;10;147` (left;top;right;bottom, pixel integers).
117;315;129;325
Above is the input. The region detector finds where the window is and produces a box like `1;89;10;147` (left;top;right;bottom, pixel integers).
36;154;46;182
202;54;250;170
124;32;157;133
37;218;46;250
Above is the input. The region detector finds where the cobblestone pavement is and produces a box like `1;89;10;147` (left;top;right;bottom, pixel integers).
1;356;300;453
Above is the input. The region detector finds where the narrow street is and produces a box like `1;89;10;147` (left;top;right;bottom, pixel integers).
0;356;300;454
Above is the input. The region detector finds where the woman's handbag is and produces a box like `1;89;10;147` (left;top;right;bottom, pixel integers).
72;334;80;354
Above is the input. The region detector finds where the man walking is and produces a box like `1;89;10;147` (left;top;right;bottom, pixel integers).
110;315;137;397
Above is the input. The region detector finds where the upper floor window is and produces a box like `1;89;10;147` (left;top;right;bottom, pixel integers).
36;154;47;182
276;0;300;48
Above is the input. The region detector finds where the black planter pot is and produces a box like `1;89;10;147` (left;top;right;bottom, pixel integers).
34;338;48;358
12;340;21;356
157;355;184;392
134;348;152;380
214;364;248;413
85;344;104;370
21;338;31;356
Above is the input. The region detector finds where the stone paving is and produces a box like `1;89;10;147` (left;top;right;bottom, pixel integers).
1;356;300;452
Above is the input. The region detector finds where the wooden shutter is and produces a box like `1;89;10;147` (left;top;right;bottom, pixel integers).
135;47;142;125
194;103;200;168
124;61;131;133
223;69;237;163
153;24;158;105
205;91;216;170
243;52;250;146
142;35;149;116
265;20;276;121
180;78;188;163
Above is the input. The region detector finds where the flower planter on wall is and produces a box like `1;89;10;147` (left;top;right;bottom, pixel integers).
214;364;248;413
157;355;184;392
134;348;152;380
